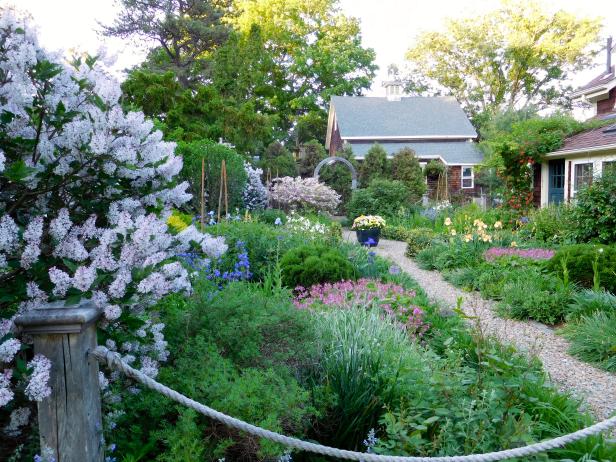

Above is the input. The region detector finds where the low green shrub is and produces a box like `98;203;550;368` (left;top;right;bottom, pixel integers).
443;267;482;291
566;289;616;321
255;208;287;225
546;244;616;293
381;224;412;241
498;270;573;324
561;311;616;372
280;244;354;288
415;244;447;270
346;178;409;219
405;227;437;257
519;204;575;244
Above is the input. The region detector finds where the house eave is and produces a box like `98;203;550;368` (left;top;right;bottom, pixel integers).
342;135;476;141
545;143;616;157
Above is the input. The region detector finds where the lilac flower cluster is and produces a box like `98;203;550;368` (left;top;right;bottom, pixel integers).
295;279;430;338
0;11;229;411
483;247;555;262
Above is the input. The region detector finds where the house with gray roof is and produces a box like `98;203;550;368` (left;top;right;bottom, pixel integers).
325;82;483;196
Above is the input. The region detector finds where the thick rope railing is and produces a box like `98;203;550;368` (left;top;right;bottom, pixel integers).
92;346;616;462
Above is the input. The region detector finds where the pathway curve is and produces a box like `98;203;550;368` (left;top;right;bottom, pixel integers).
345;232;616;421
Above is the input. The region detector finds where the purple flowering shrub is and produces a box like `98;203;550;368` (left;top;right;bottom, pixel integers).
483;247;555;262
269;176;341;212
0;10;228;432
294;279;429;338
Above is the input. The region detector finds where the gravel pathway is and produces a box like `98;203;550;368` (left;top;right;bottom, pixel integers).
345;232;616;421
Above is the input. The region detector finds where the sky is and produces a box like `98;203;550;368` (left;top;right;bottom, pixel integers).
9;0;616;97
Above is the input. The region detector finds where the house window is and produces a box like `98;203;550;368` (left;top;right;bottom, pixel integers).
573;163;593;191
461;166;474;189
603;160;616;175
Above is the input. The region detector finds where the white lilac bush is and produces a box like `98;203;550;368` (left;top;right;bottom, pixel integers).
0;9;226;431
242;162;268;210
269;176;341;212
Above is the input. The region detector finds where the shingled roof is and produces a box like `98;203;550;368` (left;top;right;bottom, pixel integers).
550;123;616;154
574;65;615;94
349;141;483;164
331;96;477;139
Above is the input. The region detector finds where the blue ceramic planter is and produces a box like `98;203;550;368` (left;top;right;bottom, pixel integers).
356;228;381;247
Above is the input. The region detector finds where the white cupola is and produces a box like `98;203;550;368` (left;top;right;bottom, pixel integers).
383;64;403;101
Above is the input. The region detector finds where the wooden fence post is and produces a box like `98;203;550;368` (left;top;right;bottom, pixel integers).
15;300;104;462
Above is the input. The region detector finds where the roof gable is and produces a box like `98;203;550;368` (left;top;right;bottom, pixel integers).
330;96;477;139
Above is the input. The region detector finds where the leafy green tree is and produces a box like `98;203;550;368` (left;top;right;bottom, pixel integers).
232;0;377;135
258;142;298;179
404;0;601;121
298;140;327;177
359;143;389;187
391;147;426;203
101;0;231;87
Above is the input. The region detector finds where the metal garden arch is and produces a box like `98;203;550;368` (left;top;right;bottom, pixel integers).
313;156;358;189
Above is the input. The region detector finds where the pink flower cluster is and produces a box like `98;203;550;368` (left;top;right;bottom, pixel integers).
483;247;555;262
294;279;430;338
269;177;341;212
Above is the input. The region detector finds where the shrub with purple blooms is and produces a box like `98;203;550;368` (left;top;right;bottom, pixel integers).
483;247;555;262
294;279;429;338
0;9;226;432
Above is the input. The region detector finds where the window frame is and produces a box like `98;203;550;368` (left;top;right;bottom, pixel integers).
572;162;594;193
461;166;474;189
602;160;616;176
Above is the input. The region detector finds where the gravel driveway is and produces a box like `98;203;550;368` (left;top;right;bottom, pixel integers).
345;232;616;421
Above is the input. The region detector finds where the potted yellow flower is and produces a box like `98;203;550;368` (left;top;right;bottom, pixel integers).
352;215;386;247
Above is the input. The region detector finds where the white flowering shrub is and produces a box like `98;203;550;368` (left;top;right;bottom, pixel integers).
0;9;226;426
242;162;268;210
285;213;327;236
269;177;341;213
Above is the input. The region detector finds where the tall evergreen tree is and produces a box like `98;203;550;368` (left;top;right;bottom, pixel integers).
359;144;389;187
391;147;426;203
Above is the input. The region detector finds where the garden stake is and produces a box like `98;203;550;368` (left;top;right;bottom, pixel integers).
200;157;205;230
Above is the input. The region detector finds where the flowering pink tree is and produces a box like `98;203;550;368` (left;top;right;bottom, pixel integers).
269;176;341;212
0;9;226;432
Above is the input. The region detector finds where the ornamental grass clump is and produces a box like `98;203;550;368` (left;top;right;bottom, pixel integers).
351;215;386;230
294;279;429;338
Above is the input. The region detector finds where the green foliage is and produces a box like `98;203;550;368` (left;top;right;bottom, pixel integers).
298;139;327;177
546;244;616;293
390;147;426;203
314;307;426;449
423;159;446;177
280;244;354;288
110;281;320;461
381;224;412;241
318;147;358;211
405;227;437;257
178;140;248;214
566;289;616;321
347;178;409;220
254;208;287;225
568;171;616;243
404;0;601;120
561;311;616;372
258;142;298;178
359;143;389;186
518;204;575;244
498;269;573;324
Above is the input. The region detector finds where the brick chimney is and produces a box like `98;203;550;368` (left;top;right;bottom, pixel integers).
608;36;613;74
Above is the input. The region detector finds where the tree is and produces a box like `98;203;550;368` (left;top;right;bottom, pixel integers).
101;0;231;86
359;144;389;186
298;140;327;177
391;148;426;203
258;142;298;179
231;0;377;135
404;0;601;122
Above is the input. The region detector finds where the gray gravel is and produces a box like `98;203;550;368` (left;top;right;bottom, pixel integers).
346;232;616;421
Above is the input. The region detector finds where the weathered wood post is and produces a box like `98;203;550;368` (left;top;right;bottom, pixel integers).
15;300;104;462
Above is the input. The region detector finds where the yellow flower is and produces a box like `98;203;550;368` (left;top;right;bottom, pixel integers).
444;217;452;226
510;241;517;247
464;234;473;242
450;229;457;236
482;234;491;242
494;221;502;229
